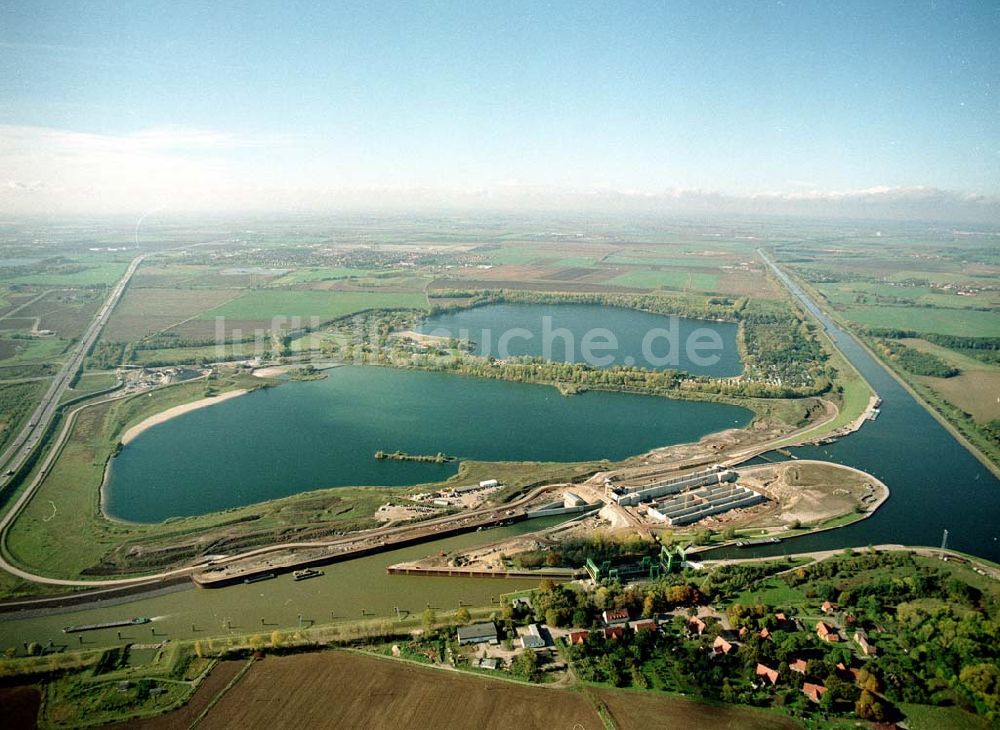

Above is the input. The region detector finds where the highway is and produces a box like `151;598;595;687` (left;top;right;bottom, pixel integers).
0;256;143;486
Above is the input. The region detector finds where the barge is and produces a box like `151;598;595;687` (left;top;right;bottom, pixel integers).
62;617;150;634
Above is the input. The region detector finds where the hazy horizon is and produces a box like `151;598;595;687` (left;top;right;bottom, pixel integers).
2;1;999;222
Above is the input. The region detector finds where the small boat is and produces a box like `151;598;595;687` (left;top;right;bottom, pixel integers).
293;568;324;581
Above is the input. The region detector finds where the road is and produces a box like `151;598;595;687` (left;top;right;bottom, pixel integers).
0;256;142;486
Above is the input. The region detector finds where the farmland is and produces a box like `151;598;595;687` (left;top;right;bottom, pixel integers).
198;289;428;322
100;288;240;341
591;687;799;730
198;651;599;730
10;260;130;287
185;649;802;730
837;305;1000;338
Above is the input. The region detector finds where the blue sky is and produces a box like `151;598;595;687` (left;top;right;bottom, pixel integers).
1;1;998;217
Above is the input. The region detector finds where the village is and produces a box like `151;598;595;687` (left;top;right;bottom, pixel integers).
389;546;980;725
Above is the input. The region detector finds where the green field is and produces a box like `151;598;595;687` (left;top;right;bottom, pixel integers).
199;290;427;322
9;261;129;286
816;281;999;310
269;267;377;285
898;702;995;730
608;269;719;292
59;372;119;403
840;305;1000;337
0;336;70;365
130;344;250;365
735;577;808;607
605;253;734;268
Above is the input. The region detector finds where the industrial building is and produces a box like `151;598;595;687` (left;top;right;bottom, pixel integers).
646;483;765;526
608;466;737;506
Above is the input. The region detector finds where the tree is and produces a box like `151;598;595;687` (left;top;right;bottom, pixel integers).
270;630;284;648
960;663;1000;714
642;594;656;619
194;640;204;658
422;608;437;633
456;607;471;625
855;690;889;722
512;649;541;682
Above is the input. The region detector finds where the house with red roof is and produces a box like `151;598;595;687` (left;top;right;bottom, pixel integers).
816;621;840;642
803;682;828;703
603;626;625;640
755;663;779;686
568;630;590;645
712;636;734;655
788;658;808;675
602;608;630;626
688;616;706;635
854;629;877;656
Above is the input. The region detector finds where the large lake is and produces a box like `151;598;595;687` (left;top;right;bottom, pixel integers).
106;366;751;522
418;303;742;377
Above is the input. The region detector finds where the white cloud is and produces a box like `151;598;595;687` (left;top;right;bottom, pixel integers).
0;124;997;223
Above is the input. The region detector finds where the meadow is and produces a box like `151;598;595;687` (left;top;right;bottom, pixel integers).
198;289;428;322
8;260;129;287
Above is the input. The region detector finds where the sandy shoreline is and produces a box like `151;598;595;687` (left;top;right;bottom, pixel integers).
120;389;248;445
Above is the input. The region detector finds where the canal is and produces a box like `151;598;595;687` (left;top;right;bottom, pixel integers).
710;254;1000;561
0;516;571;649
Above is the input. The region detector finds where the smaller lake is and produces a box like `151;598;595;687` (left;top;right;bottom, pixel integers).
418;303;742;377
105;366;751;522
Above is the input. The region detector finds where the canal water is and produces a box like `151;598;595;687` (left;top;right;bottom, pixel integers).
106;366;751;522
418;303;742;377
0;516;571;649
709;258;1000;562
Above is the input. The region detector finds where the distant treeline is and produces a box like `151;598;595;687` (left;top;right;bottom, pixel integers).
427;288;742;322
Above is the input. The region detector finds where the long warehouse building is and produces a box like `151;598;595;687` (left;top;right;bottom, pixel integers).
609;467;738;507
647;484;765;526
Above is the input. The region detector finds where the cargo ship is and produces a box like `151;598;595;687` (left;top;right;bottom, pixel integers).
62;617;150;634
292;568;323;581
734;537;782;548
